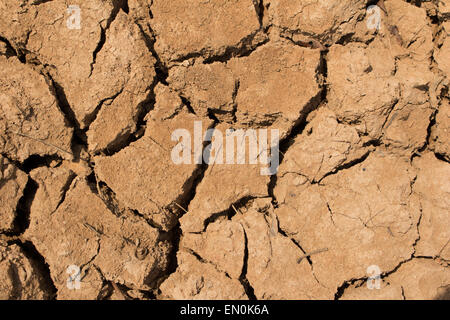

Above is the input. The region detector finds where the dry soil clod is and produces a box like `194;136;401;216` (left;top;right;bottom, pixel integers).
0;0;449;301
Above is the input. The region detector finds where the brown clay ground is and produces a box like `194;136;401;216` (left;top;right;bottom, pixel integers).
0;0;449;300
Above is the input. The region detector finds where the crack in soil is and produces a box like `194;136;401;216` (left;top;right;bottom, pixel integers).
89;1;129;77
238;227;257;300
268;49;328;205
334;204;424;299
1;0;449;300
11;239;57;299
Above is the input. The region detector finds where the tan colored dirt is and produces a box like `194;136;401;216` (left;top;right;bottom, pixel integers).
0;0;448;300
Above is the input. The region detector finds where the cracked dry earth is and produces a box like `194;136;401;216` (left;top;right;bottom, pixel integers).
0;0;449;301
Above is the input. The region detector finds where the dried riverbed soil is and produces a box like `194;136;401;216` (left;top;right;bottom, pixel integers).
0;0;449;300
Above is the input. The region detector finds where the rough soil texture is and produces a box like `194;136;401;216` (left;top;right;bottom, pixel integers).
0;0;449;300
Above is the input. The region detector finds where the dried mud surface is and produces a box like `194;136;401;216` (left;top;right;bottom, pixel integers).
0;0;449;300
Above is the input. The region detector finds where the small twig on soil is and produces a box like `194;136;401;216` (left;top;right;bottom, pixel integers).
147;135;168;152
378;0;387;15
111;282;131;300
231;204;240;215
83;223;104;236
207;141;223;176
438;238;450;257
174;202;188;213
14;131;91;162
297;248;329;263
13;131;74;157
387;226;394;237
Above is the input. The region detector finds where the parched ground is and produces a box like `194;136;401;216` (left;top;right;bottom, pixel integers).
0;0;449;300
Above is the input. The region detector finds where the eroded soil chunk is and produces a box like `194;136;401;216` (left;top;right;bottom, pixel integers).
0;0;448;301
0;243;52;300
0;155;28;233
0;56;73;161
150;0;262;65
25;168;171;299
275;153;421;292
